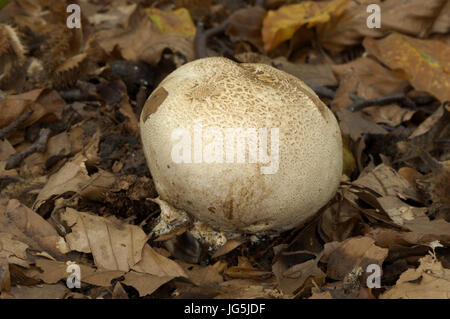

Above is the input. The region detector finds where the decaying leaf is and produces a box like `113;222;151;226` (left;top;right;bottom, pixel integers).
318;0;447;53
226;7;266;51
146;8;196;37
0;232;29;268
0;198;68;259
353;164;420;201
122;271;174;297
60;208;148;271
364;33;450;102
28;257;124;287
331;57;406;111
381;253;450;298
323;237;388;281
262;0;349;51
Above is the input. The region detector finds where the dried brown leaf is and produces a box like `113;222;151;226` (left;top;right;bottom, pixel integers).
381;254;450;298
0;198;68;259
60;208;148;272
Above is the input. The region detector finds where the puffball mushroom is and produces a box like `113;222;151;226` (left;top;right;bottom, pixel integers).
140;57;342;234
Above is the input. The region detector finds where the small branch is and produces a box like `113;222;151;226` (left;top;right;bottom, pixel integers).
310;85;336;100
194;18;230;59
0;110;33;140
5;128;51;170
347;92;416;112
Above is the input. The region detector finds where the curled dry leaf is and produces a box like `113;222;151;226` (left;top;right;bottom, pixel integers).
7;284;69;299
364;33;450;102
122;271;174;297
377;196;450;236
0;198;68;259
33;154;90;211
28;257;124;287
317;0;446;53
60;208;148;272
177;261;223;286
97;6;195;66
146;8;196;37
131;244;187;278
331;57;406;111
262;0;349;51
381;253;450;298
272;245;325;297
226;7;266;51
353;164;420;201
323;236;388;281
0;232;29;268
0;89;65;129
336;108;387;141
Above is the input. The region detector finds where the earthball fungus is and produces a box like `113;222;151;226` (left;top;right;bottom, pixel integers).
140;57;342;234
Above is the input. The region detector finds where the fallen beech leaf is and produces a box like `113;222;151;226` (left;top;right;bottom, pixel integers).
0;198;68;259
272;245;325;296
33;154;90;211
29;257;124;287
0;232;29;268
8;284;68;299
226;7;266;51
122;271;173;297
0;89;64;129
324;237;388;281
377;196;450;236
318;0;446;53
215;279;280;299
336;108;388;141
431;1;450;34
60;208;148;271
381;254;450;298
362;104;416;127
262;0;349;51
146;8;196;37
364;33;450;102
416;160;450;212
367;227;450;249
331;57;406;111
409;104;445;139
353;164;420;201
131;244;187;278
272;57;337;86
97;6;195;66
177;261;223;286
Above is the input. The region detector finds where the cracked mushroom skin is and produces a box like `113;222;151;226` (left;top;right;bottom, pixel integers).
140;57;342;234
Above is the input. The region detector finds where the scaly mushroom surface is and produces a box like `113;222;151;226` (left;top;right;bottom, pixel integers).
140;57;342;234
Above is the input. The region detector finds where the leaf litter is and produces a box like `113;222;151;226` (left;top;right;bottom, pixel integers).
0;0;449;299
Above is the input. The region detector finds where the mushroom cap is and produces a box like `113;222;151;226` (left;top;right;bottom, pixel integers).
140;57;342;233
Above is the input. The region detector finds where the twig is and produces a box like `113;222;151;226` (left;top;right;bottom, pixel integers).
0;110;33;140
5;128;51;170
194;18;230;59
347;92;415;112
310;85;336;100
